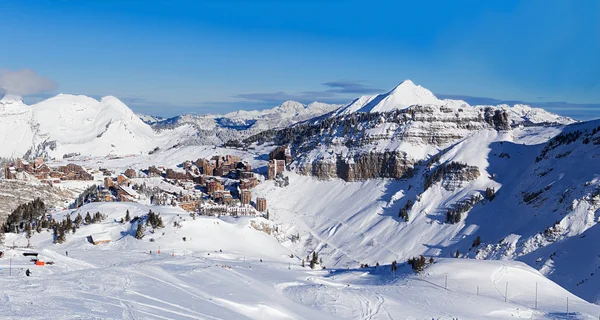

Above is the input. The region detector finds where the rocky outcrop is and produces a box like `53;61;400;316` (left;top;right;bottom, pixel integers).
252;104;507;181
298;151;415;181
423;162;480;191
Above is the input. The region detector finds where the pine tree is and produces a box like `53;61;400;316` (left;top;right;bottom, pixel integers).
74;213;83;227
485;187;496;201
125;210;131;222
408;255;428;273
135;224;145;239
472;236;481;248
54;223;66;244
309;251;319;269
64;215;73;233
155;214;164;228
84;212;92;225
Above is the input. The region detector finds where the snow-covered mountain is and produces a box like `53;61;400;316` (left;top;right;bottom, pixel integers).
239;118;600;304
0;81;572;159
235;80;600;303
136;113;166;125
335;80;575;126
3;80;598;316
245;80;576;181
335;79;464;115
0;94;193;159
0;95;38;158
153;100;341;145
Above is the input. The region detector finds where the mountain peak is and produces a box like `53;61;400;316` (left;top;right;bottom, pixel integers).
387;79;437;100
335;80;442;115
390;79;416;91
0;94;25;104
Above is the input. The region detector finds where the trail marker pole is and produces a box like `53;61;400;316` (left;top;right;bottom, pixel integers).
444;274;448;290
535;282;538;310
9;258;12;276
566;297;569;316
477;286;479;296
505;282;508;302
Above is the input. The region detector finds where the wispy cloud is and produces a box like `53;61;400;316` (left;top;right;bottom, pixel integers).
0;69;57;96
231;80;380;105
232;90;344;104
322;81;382;94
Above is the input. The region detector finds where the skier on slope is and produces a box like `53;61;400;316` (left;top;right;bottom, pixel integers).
25;269;31;277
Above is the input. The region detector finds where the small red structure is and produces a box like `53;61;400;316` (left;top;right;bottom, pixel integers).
35;260;45;266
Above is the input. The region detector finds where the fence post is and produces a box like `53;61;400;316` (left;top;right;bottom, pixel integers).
505;282;508;302
535;282;538;310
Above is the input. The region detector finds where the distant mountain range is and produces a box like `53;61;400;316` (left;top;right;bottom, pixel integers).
0;80;575;159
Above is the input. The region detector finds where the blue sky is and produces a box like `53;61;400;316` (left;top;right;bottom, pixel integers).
0;0;598;119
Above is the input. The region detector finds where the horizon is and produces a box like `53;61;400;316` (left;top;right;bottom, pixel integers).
1;0;598;119
3;80;599;121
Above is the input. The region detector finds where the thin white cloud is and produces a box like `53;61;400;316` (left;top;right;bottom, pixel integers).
0;69;57;96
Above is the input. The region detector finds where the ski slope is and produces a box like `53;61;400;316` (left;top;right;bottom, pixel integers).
1;202;598;319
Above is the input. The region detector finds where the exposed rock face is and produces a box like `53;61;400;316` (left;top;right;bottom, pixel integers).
299;151;415;181
252;104;509;181
484;108;511;131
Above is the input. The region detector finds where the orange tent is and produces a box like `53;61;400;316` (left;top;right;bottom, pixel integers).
35;260;45;266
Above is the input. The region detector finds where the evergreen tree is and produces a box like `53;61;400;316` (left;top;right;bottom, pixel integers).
41;215;50;229
472;236;481;248
64;215;73;233
135;224;145;239
54;223;66;244
398;200;412;222
84;212;92;225
309;251;319;269
408;255;428;273
485;187;496;201
125;210;131;222
74;213;83;227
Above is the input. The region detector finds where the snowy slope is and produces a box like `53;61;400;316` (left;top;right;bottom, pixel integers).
248;119;600;303
0;95;38;158
2;201;599;319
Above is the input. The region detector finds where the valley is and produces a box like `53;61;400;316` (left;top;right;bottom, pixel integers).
1;80;599;319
